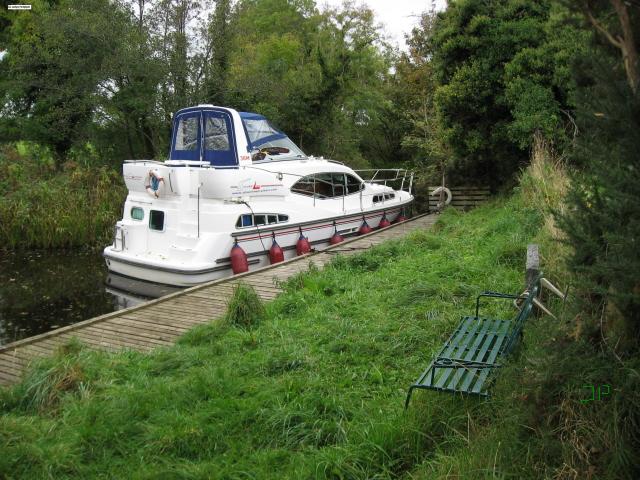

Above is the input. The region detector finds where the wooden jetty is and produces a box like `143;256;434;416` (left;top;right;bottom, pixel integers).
0;214;437;386
428;186;490;211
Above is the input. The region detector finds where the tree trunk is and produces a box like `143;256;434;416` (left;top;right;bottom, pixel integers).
610;0;639;94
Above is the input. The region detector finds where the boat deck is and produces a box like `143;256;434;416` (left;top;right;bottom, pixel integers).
0;214;437;386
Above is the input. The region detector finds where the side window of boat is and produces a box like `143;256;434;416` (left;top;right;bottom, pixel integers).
373;195;383;203
314;173;334;198
292;173;348;198
332;173;346;196
204;116;230;151
236;213;289;228
149;210;165;231
131;207;144;221
174;116;199;151
346;174;363;194
291;176;316;197
237;214;253;228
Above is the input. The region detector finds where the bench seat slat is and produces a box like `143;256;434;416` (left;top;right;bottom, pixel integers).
471;321;513;394
446;318;505;393
416;316;477;385
459;319;509;394
441;317;497;392
409;317;515;396
432;318;485;390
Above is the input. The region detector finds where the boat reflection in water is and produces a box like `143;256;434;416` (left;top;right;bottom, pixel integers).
105;273;183;310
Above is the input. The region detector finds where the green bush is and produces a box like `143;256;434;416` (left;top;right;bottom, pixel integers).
224;282;266;329
0;144;126;249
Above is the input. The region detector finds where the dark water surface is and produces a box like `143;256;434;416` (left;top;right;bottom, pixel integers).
0;250;178;346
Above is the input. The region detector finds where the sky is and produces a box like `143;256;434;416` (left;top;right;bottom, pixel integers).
319;0;448;51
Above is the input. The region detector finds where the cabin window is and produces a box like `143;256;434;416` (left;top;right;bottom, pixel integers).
237;214;253;228
244;118;279;144
174;116;199;151
291;173;348;198
291;176;316;197
384;193;395;200
236;213;290;229
204;116;230;151
149;210;165;231
373;195;383;203
346;174;364;194
131;207;144;221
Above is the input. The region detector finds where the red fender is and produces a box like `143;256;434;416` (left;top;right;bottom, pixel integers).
230;241;249;274
269;236;284;264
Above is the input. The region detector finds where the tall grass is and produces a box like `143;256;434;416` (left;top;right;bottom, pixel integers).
0;143;126;249
518;133;570;279
0;195;542;479
224;282;265;328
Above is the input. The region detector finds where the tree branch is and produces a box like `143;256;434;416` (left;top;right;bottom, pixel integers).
584;7;622;49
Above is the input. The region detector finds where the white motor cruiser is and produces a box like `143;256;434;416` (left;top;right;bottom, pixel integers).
103;105;414;286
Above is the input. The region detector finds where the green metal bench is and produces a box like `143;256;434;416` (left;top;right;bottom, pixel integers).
405;277;541;407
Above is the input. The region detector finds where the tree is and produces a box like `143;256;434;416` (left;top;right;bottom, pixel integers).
202;0;234;105
0;0;132;166
576;0;639;93
395;12;450;182
558;1;640;351
225;0;393;166
428;0;586;188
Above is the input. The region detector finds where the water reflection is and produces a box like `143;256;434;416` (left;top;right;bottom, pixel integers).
105;273;181;309
0;250;182;346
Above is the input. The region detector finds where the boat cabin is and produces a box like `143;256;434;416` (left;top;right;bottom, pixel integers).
170;105;305;167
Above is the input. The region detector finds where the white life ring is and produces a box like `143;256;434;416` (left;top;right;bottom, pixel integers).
430;186;452;208
145;169;165;198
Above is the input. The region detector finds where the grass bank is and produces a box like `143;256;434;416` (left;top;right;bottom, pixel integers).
1;185;637;478
0;143;126;250
0;193;541;478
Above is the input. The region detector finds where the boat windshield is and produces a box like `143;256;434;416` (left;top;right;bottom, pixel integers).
240;113;306;158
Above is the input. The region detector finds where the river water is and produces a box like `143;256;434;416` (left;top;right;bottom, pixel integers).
0;250;179;346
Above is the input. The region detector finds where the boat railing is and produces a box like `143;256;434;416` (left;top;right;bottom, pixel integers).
353;169;414;194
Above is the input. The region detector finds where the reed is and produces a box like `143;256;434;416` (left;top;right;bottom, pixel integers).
0;144;126;250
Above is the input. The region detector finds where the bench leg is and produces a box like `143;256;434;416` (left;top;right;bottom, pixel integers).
405;385;417;410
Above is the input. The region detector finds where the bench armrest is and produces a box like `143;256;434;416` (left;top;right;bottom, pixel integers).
475;291;527;318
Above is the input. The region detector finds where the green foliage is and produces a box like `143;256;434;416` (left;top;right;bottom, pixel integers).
0;0;132;164
0;144;126;249
1;0;401;168
411;0;589;187
226;0;395;166
558;52;640;350
224;282;266;329
1;339;90;413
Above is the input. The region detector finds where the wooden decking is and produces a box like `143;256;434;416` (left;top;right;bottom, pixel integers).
0;214;437;386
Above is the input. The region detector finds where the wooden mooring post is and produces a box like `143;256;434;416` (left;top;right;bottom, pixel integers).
526;244;540;289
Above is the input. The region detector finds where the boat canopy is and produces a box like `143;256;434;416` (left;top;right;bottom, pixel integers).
169;106;305;167
239;112;305;158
